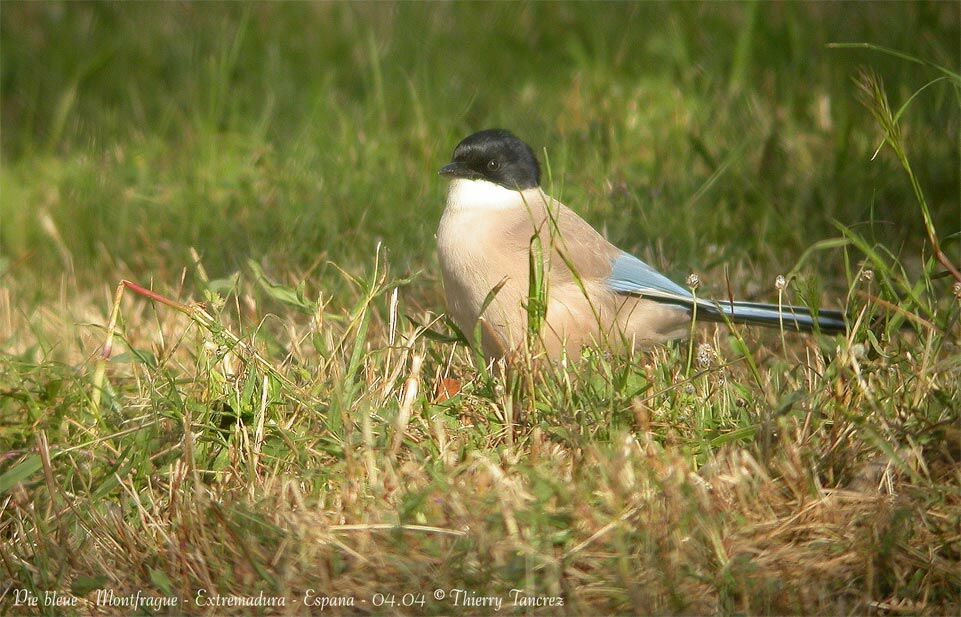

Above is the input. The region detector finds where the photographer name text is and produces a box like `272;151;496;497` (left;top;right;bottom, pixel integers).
9;587;563;611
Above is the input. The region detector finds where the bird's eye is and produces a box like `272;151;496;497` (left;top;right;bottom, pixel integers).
487;159;499;171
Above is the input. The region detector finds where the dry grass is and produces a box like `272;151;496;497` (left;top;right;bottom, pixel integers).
2;242;958;614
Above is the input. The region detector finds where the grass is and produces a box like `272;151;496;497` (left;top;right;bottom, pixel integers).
2;2;960;614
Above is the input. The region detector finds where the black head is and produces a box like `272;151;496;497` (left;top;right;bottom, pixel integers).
439;129;541;190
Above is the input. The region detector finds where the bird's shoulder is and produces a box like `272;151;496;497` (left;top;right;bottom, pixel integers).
512;191;620;282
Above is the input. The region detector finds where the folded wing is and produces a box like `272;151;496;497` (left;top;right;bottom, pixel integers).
606;253;847;333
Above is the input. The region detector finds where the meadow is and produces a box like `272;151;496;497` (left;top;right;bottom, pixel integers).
1;2;959;614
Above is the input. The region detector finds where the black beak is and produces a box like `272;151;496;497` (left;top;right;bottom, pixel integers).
438;161;468;178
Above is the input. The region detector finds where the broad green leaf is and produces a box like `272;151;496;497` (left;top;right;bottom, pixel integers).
0;455;42;494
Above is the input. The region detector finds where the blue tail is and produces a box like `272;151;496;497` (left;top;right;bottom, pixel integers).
699;300;847;333
607;253;848;334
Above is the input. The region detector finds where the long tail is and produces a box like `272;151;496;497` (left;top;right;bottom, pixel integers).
698;299;847;333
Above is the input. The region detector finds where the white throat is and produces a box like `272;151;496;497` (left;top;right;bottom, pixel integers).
445;178;526;212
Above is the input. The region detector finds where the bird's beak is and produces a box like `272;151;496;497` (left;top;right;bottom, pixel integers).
438;161;468;178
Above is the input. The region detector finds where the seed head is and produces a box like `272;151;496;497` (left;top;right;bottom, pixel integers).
696;343;715;369
686;272;700;290
774;275;786;291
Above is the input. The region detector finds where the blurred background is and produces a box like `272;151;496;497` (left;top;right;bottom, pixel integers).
2;1;958;300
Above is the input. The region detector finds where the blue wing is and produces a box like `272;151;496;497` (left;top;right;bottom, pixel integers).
607;252;847;333
607;252;693;302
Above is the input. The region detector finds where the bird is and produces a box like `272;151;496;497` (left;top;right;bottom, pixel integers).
436;129;846;361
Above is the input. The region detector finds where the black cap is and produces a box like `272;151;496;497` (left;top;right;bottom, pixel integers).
439;129;541;190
